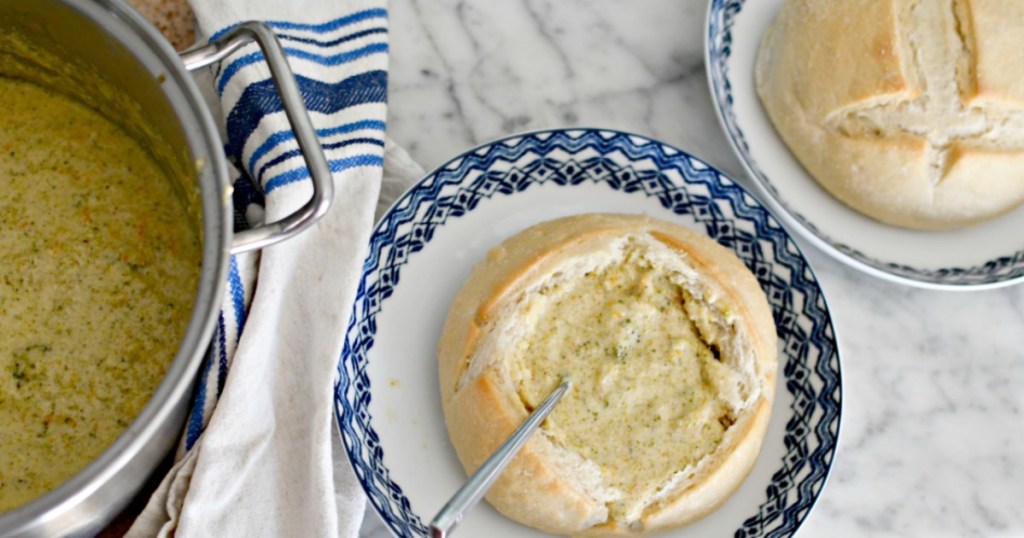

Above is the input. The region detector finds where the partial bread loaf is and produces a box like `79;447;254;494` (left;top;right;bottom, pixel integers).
437;214;777;535
124;0;195;50
756;0;1024;230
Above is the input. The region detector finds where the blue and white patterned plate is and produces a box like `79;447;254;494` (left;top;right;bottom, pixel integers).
334;129;841;537
706;0;1024;290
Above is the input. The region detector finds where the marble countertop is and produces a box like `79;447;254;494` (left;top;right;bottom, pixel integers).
363;0;1024;536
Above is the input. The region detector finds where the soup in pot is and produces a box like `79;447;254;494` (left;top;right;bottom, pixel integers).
0;75;201;512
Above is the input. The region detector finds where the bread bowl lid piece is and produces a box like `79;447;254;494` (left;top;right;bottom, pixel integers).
335;129;842;537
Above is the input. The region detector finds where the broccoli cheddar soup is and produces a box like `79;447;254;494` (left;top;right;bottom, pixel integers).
0;76;201;512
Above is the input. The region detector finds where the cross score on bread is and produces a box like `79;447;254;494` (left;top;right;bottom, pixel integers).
824;0;1024;186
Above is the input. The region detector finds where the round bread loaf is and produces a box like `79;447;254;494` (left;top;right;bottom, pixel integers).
437;214;777;535
755;0;1024;229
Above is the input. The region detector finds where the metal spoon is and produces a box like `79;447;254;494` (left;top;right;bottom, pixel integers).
429;379;572;538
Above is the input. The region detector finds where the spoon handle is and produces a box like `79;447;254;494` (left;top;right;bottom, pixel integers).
429;379;572;538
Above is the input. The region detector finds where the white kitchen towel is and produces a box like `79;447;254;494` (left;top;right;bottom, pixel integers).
128;2;389;536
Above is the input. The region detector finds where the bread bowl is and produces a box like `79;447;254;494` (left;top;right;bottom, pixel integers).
437;213;777;535
755;0;1024;230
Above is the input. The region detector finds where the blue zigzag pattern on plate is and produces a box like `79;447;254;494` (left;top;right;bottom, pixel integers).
335;129;841;538
706;0;1024;287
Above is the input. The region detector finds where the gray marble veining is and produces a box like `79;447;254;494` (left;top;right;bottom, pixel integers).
361;0;1024;536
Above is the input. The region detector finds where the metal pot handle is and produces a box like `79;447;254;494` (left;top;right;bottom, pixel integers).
179;22;333;254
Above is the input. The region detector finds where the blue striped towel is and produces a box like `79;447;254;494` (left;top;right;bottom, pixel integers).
128;2;388;537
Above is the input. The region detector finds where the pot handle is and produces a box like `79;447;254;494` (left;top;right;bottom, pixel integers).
179;22;333;255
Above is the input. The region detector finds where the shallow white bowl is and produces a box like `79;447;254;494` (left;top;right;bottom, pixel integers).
334;129;842;537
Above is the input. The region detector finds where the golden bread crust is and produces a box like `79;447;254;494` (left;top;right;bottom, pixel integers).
756;0;1024;229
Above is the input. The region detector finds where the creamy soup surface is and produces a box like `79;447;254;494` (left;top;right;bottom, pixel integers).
0;76;200;512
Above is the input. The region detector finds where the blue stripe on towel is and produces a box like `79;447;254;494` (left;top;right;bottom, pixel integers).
279;27;386;48
264;154;383;193
217;43;387;95
248;119;385;176
186;326;219;450
209;8;387;42
215;257;246;399
256;137;384;184
225;71;387;165
216;309;229;397
267;9;387;34
229;256;248;340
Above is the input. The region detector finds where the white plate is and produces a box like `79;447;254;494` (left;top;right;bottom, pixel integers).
705;0;1024;290
334;129;842;537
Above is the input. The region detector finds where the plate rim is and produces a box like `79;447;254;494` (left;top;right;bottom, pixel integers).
335;127;844;537
703;0;1024;291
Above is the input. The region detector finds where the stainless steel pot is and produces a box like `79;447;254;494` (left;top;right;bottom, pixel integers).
0;0;332;535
